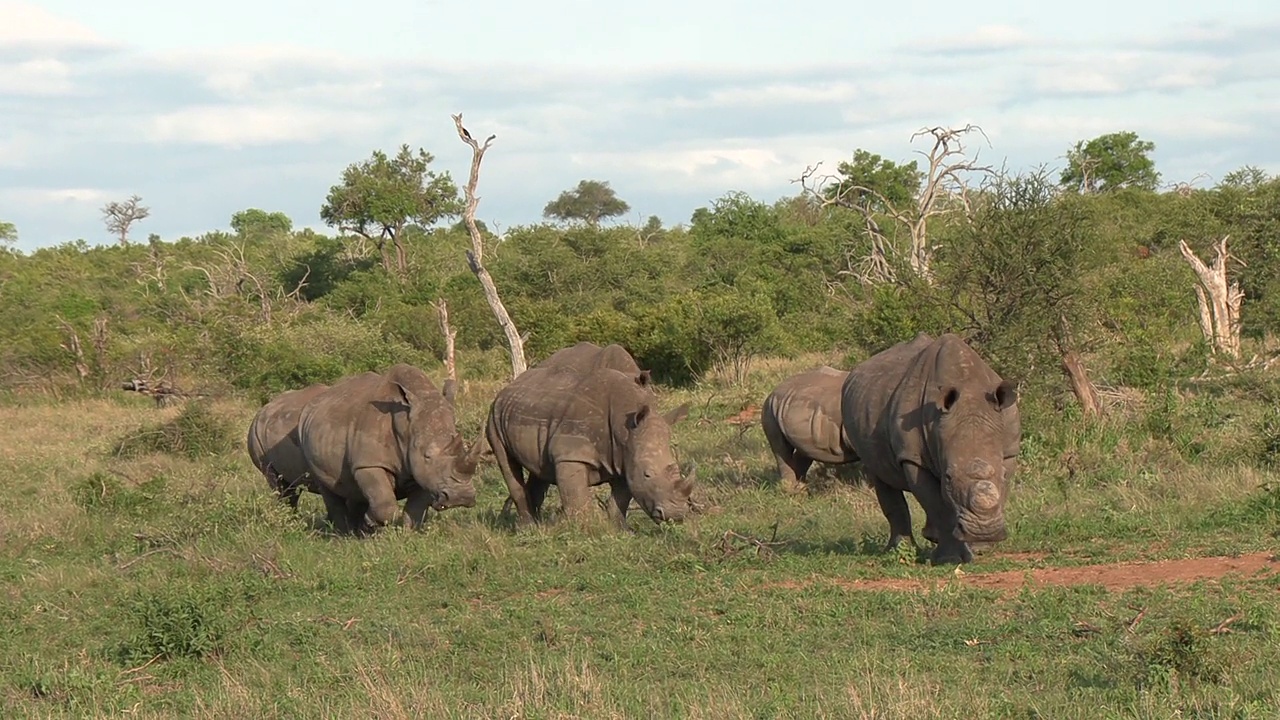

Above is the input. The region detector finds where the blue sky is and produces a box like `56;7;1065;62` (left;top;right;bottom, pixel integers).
3;0;1279;252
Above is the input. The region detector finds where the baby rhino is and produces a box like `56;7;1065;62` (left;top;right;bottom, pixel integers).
486;365;695;530
762;365;856;493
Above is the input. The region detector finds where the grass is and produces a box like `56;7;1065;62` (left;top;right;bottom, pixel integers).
1;353;1279;718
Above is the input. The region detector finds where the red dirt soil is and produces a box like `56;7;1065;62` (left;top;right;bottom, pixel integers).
768;552;1280;595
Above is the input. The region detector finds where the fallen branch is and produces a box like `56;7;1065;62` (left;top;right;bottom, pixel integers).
719;523;788;560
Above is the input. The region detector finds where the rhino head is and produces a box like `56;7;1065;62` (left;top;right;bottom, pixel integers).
932;377;1018;544
621;401;696;524
392;380;482;511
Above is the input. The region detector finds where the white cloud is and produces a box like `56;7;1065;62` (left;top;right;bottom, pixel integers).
0;58;73;95
0;1;117;50
0;187;111;205
149;104;385;148
908;24;1038;54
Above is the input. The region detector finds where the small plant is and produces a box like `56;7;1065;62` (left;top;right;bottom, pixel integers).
1254;406;1280;468
112;401;237;460
120;587;228;663
1130;618;1228;690
70;472;167;513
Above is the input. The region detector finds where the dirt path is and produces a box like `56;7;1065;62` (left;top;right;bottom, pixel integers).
771;552;1280;595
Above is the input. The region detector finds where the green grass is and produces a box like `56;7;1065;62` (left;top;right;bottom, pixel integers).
1;355;1278;718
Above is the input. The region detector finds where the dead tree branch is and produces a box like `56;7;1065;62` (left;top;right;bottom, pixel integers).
452;112;527;379
1179;236;1243;360
794;124;993;285
433;297;458;402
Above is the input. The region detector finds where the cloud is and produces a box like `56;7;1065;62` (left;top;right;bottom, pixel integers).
3;5;1280;251
0;1;118;52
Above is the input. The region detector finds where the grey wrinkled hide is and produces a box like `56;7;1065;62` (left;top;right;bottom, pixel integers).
536;341;643;377
486;365;694;530
297;364;483;534
246;383;330;509
762;366;855;488
840;333;1020;565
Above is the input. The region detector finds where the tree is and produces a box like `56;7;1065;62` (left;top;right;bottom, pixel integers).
0;221;15;248
1060;131;1159;194
452;112;528;379
231;208;293;237
798;125;992;284
825;149;922;213
543;180;631;227
940;167;1102;416
101;194;150;246
1179;236;1243;361
320;145;462;276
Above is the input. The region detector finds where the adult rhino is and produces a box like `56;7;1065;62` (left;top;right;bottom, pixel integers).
762;366;855;492
840;332;1020;564
246;383;330;510
486;365;695;529
297;363;483;533
499;341;650;515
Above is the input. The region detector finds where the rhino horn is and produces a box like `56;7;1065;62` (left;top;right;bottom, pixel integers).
442;378;458;405
679;461;698;494
454;435;487;472
663;402;690;426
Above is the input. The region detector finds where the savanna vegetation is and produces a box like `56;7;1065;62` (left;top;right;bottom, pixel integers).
0;122;1278;718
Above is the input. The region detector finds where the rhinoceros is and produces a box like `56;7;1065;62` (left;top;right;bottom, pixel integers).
499;341;651;515
297;363;483;533
761;365;856;492
246;383;330;509
486;364;694;529
840;332;1019;564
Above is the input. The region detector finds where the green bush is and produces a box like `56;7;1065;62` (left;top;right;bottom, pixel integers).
112;401;238;460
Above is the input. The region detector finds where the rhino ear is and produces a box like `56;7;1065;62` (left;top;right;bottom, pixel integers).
635;370;652;388
663;402;690;426
991;379;1018;410
626;404;652;430
392;381;414;408
937;385;959;413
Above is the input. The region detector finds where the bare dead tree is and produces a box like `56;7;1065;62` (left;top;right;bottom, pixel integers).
433;297;459;401
101;194;150;246
451;112;527;378
55;316;90;382
181;241;275;324
1179;236;1243;360
795;124;993;285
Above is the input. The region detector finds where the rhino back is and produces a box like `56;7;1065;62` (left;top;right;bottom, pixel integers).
765;366;849;462
249;384;329;481
840;334;938;480
298;372;401;490
536;341;641;376
492;366;636;477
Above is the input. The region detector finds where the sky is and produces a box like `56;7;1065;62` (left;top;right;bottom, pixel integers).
2;0;1279;252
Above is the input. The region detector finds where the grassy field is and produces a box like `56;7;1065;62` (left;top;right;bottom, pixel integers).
1;353;1278;719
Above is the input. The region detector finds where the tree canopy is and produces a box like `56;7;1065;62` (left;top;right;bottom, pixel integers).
1060;131;1160;194
543;180;631;226
320;144;462;275
826;149;923;212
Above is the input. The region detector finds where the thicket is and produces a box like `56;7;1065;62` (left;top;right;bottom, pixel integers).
0;172;1277;407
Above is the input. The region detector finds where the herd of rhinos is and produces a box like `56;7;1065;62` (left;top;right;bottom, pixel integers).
247;332;1019;565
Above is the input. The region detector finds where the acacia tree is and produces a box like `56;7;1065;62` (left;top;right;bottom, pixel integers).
1060;131;1160;194
320;145;462;276
543;179;631;227
452;112;527;379
101;195;150;246
231;208;293;237
797;125;992;284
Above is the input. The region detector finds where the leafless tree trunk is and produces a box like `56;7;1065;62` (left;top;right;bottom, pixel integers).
56;316;90;383
101;194;150;246
1054;317;1100;418
433;298;458;402
451;112;527;379
1179;236;1243;360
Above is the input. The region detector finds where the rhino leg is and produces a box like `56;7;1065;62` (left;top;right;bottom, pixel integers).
402;487;433;530
553;461;597;522
526;475;552;521
318;485;358;535
763;418;809;493
899;462;973;565
354;467;400;528
871;477;917;551
603;477;635;533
